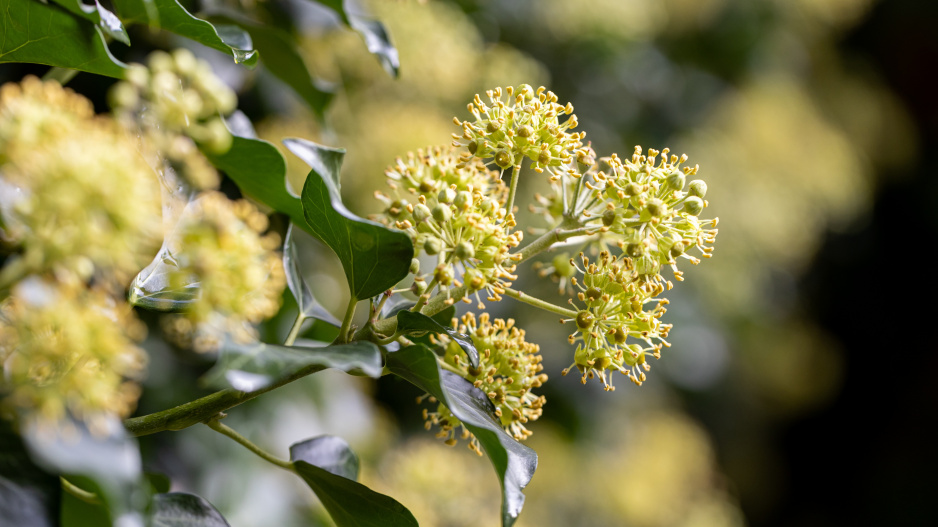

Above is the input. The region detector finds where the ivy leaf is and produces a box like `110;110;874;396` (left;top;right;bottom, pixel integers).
50;0;130;45
111;0;258;67
210;15;333;118
289;436;359;481
201;341;383;392
396;311;479;369
284;224;341;327
0;421;61;527
313;0;399;77
148;493;230;527
202;135;310;235
289;138;413;301
22;416;146;527
290;436;418;527
0;0;126;78
386;345;537;527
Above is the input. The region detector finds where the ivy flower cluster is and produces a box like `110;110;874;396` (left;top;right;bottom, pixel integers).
0;77;162;284
160;192;286;352
110;49;237;190
451;84;587;173
381;85;719;446
375;147;522;307
422;313;547;454
0;279;147;431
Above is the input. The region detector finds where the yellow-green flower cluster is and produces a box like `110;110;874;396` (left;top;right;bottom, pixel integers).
161;191;285;352
422;313;547;453
110;49;237;190
562;251;672;390
0;279;147;431
0;78;162;284
452;85;586;173
585;146;719;286
376;147;522;306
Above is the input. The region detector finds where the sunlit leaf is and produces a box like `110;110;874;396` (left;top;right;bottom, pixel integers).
0;0;126;78
284;224;341;326
148;493;230;527
386;345;537;527
50;0;130;45
289;137;413;301
112;0;258;67
22;416;146;527
0;421;60;527
201;341;383;392
290;436;417;527
396;311;479;369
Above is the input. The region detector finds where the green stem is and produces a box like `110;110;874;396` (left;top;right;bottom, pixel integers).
206;417;294;471
284;314;306;346
505;164;522;215
124;363;328;437
336;298;358;344
61;477;100;505
42;67;79;85
502;287;577;317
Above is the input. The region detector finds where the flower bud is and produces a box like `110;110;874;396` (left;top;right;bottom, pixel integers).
645;198;667;218
424;237;443;255
624;182;642;197
409;258;420;275
517;125;534;138
411;280;427;295
575;311;594;330
666;171;685;191
413;203;432;222
552;254;575;278
683;196;704;216
454;241;475;260
454;191;472;210
537;150;551;165
432;203;452;223
495;149;512;169
434;264;454;286
602;209;616;227
688;179;707;198
438;187;457;204
464;268;485;290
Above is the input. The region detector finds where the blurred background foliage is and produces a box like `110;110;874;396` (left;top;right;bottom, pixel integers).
6;0;935;525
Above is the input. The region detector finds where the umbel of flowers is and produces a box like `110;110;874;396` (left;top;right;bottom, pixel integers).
374;84;718;451
0;54;285;431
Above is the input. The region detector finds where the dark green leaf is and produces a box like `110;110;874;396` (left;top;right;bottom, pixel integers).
284;224;342;326
22;417;146;527
386;345;537;527
0;0;126;78
50;0;130;44
201;341;383;392
313;0;399;77
202;135;311;235
0;421;60;527
145;473;172;495
290;437;417;527
111;0;258;67
290;137;413;301
396;311;479;369
148;493;230;527
289;436;359;481
210;15;333;118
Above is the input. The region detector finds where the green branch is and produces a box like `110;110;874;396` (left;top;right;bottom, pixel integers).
61;477;100;505
206;416;294;471
502;287;577;317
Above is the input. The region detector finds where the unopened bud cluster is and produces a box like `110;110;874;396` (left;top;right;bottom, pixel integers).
422;313;546;454
160;192;285;352
110;49;237;190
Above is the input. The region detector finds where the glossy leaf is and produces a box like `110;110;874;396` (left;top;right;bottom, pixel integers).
211;15;333;118
148;493;230;527
386;345;537;527
111;0;258;67
290;137;413;301
290;436;417;527
313;0;399;77
0;0;126;77
397;311;479;369
284;224;342;326
202;135;310;235
22;416;146;527
201;341;383;392
128;246;199;311
289;436;359;481
0;421;60;527
50;0;130;44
